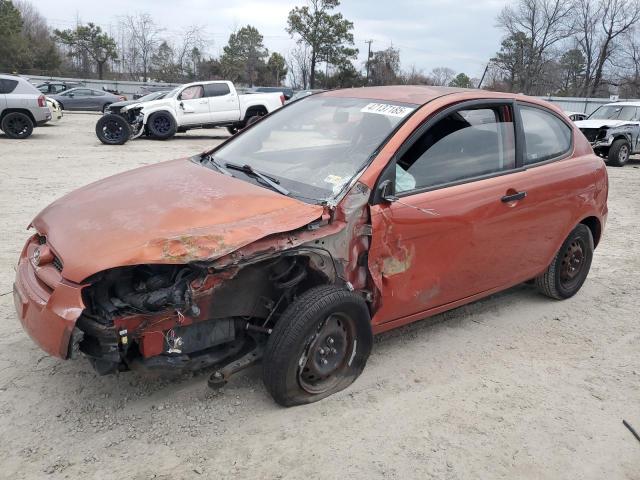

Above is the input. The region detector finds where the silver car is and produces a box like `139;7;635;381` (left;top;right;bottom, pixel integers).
49;87;125;112
0;74;51;139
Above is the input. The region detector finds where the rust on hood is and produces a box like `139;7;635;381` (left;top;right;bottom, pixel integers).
31;158;323;282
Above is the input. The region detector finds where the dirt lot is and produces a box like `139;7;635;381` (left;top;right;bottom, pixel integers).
1;113;639;479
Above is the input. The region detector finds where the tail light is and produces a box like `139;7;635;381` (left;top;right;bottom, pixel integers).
279;94;285;105
38;95;46;107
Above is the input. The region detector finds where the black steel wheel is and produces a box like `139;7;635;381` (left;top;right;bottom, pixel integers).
95;114;131;145
147;112;177;139
1;112;34;139
298;312;356;394
263;285;373;406
535;224;594;299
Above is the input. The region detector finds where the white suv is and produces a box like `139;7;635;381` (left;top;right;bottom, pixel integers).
0;74;51;139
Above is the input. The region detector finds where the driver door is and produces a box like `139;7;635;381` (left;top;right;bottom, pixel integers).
368;101;534;326
176;85;210;125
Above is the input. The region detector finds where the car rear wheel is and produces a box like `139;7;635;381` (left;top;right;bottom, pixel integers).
262;285;373;406
607;139;630;167
534;224;594;300
147;112;176;139
1;112;34;139
95;114;131;145
244;115;261;128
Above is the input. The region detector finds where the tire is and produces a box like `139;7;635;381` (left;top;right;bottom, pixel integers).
534;224;594;300
607;139;630;167
1;112;34;139
102;103;112;113
95;114;131;145
262;285;373;407
227;125;240;135
244;115;261;128
147;112;176;139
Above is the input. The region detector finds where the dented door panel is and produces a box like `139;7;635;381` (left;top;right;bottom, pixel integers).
369;170;538;326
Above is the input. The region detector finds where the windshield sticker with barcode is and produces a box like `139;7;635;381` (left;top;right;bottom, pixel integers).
360;103;415;118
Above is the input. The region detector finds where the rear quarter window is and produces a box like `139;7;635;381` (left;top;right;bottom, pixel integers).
0;79;19;94
520;105;572;164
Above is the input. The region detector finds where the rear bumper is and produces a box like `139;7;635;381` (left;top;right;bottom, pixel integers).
13;236;85;359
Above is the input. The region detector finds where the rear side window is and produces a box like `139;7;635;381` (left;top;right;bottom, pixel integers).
520;106;572;165
396;105;516;192
204;83;230;97
0;79;19;94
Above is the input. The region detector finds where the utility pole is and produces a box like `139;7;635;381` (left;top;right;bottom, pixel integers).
478;61;490;89
365;40;373;85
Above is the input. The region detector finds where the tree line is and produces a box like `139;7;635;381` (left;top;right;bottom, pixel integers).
2;0;640;97
488;0;640;97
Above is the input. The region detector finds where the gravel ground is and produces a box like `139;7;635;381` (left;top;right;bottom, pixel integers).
1;113;639;480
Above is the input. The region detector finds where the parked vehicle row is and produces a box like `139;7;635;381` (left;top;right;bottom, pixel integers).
14;85;608;406
95;80;285;145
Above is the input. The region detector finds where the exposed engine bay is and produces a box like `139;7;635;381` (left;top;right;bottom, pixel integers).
73;253;336;379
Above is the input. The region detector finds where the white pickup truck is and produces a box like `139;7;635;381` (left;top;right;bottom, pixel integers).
95;80;284;145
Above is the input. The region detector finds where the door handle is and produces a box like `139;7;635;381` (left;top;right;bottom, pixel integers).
501;191;527;203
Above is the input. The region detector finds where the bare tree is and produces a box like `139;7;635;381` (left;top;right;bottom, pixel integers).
122;13;162;82
497;0;573;94
430;67;456;86
287;45;311;89
174;25;206;78
589;0;640;95
571;0;598;95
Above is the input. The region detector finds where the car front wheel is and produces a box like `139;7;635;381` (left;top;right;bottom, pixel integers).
262;285;373;406
607;139;630;167
95;114;131;145
1;112;34;139
535;224;594;299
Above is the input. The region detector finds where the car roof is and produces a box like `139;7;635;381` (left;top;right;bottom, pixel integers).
601;101;640;107
0;74;41;95
320;85;528;106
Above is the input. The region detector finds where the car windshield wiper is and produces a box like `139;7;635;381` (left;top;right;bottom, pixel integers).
224;162;290;196
201;154;233;177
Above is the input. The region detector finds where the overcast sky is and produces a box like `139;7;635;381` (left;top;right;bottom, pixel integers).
31;0;508;79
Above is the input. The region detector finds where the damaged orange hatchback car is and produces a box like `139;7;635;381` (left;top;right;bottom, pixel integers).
14;86;608;406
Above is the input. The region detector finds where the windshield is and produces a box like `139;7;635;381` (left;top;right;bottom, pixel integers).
588;105;639;121
212;96;416;202
163;87;181;98
138;91;167;102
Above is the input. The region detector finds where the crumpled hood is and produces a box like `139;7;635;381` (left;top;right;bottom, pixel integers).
122;97;172;112
574;119;639;129
32;158;323;283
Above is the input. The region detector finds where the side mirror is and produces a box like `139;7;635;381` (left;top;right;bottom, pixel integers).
68;93;74;97
379;179;398;203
